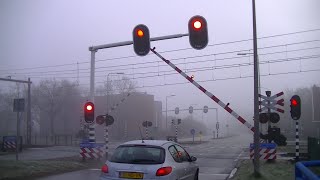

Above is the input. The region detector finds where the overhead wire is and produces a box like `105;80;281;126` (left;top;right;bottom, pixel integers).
2;40;319;76
25;53;320;80
79;68;320;91
0;28;319;72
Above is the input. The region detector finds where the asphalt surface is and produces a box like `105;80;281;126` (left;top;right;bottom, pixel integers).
34;134;252;180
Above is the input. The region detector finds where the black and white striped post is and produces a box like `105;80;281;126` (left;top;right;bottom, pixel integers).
295;120;299;161
105;93;131;159
175;124;178;141
89;124;95;143
105;125;109;159
290;95;301;162
146;125;149;140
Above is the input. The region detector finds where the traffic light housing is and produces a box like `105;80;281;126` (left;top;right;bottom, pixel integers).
133;24;150;56
290;95;301;120
188;15;208;50
84;102;95;123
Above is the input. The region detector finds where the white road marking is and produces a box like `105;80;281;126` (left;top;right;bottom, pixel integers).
89;169;100;171
200;173;229;176
234;150;244;162
228;168;238;179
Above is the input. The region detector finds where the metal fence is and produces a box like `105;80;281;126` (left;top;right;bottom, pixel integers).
1;135;81;147
29;135;80;146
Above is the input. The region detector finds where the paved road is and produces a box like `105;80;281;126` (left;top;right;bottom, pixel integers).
37;133;252;180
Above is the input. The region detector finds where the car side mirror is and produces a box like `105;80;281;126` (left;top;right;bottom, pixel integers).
190;156;197;162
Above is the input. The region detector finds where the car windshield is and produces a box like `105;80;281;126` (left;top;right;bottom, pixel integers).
110;145;165;164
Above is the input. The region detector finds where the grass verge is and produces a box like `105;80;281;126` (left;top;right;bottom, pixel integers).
232;159;320;180
0;156;104;180
232;159;295;180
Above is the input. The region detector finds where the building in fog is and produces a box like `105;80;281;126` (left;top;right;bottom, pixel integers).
39;92;162;140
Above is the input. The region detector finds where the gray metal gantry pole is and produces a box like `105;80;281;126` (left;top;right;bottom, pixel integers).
88;33;188;145
252;0;261;176
89;50;96;143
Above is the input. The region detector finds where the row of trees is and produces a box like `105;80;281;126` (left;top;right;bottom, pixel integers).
0;77;136;137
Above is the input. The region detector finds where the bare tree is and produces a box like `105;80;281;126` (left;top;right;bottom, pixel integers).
32;79;80;136
112;76;137;95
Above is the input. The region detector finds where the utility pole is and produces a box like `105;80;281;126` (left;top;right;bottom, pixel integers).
27;78;31;145
252;0;261;176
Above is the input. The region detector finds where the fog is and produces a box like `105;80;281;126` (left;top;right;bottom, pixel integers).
1;0;320;137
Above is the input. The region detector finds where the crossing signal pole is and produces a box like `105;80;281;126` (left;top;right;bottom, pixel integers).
290;95;301;161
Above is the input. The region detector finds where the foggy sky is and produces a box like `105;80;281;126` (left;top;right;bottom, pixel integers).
1;0;320;131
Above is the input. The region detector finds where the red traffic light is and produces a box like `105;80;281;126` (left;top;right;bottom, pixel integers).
193;20;202;29
137;29;144;37
290;95;301;120
84;102;94;123
291;99;298;106
86;104;93;111
188;15;208;50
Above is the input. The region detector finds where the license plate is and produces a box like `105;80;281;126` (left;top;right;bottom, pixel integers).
119;172;144;179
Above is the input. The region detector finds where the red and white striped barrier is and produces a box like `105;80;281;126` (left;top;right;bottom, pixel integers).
150;48;255;132
79;147;104;159
250;148;277;160
4;141;16;150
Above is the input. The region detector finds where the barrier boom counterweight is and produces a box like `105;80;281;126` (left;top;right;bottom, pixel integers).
150;47;255;133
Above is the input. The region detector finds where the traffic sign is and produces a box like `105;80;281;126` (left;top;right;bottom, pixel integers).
189;106;193;114
190;129;195;135
96;115;105;125
105;114;114;126
203;105;208;113
175;107;179;114
259;91;284;113
142;121;152;127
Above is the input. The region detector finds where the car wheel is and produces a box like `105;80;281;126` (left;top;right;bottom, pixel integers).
194;169;199;180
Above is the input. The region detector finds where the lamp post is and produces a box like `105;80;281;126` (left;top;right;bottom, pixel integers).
165;94;175;131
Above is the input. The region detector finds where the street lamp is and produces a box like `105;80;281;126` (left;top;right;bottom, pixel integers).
165;94;175;131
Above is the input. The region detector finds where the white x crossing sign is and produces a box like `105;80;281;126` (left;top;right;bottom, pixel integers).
259;91;284;113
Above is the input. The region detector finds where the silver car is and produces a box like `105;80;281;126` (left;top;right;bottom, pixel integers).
100;140;199;180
